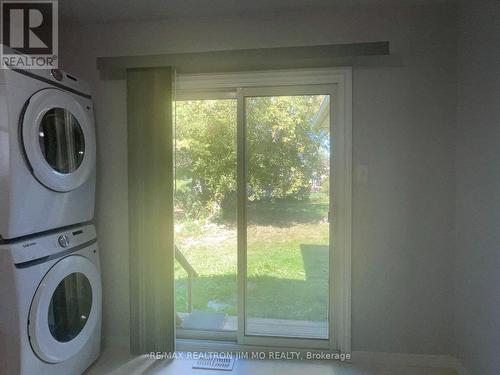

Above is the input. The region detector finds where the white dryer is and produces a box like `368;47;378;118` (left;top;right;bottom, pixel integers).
0;67;96;240
0;224;101;374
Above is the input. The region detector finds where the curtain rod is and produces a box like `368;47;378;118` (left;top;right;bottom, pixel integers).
97;41;395;80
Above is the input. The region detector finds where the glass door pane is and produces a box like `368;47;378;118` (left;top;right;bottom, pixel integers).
244;94;330;339
174;99;238;335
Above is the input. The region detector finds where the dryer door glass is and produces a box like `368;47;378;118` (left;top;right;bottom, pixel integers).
29;254;101;363
39;108;85;174
23;88;95;192
48;272;92;342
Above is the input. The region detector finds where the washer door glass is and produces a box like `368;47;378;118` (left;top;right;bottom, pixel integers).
29;255;101;363
22;89;96;192
39;108;86;174
48;272;92;343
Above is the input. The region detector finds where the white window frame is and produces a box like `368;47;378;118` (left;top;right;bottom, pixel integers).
175;67;352;353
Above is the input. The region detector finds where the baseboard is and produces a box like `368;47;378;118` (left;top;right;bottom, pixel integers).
352;351;470;375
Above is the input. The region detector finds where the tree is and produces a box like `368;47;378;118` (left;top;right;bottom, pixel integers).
175;96;328;219
246;95;328;201
175;99;237;219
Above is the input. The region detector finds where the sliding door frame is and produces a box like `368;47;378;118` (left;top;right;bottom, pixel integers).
238;85;335;350
175;68;352;353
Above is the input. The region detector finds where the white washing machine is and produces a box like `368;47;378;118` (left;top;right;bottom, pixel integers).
0;224;101;374
0;67;96;240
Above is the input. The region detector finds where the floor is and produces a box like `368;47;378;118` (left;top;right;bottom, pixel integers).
85;347;459;375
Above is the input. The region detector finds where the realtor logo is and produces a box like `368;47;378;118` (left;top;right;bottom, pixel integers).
1;0;58;69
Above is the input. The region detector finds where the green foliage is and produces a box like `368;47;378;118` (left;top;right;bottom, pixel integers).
175;99;237;219
320;175;329;195
175;96;328;217
246;96;328;201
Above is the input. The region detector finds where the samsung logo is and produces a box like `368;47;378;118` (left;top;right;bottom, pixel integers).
22;242;36;248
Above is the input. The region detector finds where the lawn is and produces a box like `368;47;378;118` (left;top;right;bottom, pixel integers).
175;192;329;323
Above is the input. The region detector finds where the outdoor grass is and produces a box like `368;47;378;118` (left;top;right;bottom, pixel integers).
175;193;329;322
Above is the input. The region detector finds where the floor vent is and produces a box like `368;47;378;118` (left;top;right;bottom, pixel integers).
193;356;235;371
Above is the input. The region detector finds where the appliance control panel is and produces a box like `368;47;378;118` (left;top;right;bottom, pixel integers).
58;235;70;248
5;224;96;265
5;65;92;97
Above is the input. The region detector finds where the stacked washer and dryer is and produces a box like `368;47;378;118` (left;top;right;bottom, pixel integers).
0;67;101;374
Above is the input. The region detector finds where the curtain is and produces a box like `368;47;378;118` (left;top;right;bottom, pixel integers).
126;67;175;354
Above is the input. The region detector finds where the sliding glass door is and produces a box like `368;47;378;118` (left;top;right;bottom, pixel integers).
174;71;350;351
244;92;330;340
237;86;335;348
174;96;238;339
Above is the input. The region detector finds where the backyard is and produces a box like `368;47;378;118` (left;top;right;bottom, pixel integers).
174;95;330;331
175;192;329;322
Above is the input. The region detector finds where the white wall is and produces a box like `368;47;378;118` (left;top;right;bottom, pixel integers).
454;1;500;374
59;3;457;354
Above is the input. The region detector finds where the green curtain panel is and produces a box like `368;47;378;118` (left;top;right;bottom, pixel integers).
126;67;175;354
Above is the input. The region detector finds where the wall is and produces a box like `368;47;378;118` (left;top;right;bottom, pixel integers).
454;1;500;374
59;3;457;354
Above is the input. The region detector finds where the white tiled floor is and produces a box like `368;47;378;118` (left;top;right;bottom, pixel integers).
85;348;458;375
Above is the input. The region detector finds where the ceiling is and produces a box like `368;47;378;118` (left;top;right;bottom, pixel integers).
59;0;452;25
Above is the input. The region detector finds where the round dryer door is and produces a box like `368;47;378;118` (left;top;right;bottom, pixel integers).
22;88;95;192
29;255;102;363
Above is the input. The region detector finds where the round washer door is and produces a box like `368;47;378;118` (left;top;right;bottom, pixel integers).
22;88;95;192
29;255;102;363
